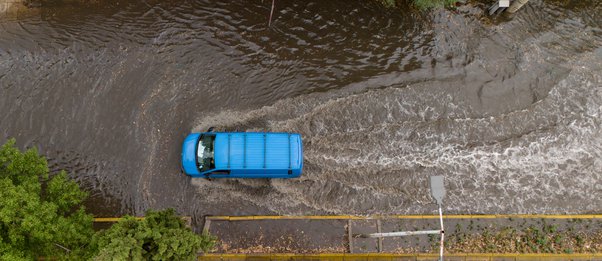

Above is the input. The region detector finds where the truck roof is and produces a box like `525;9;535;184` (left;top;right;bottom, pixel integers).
213;132;302;171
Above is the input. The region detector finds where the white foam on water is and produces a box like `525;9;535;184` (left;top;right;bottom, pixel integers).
189;51;601;215
188;6;602;215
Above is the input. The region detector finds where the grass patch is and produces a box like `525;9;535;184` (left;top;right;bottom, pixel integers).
440;223;602;254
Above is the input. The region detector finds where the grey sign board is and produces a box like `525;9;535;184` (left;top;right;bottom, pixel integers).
430;176;445;205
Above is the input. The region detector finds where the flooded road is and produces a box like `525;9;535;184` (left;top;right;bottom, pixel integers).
1;0;601;224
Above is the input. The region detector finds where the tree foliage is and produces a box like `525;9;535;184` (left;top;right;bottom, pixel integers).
0;139;95;260
93;209;216;261
0;139;216;260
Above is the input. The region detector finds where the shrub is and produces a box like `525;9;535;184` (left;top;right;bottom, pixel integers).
93;209;216;261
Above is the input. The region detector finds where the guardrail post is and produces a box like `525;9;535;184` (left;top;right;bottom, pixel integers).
376;219;383;253
202;217;211;233
347;219;353;253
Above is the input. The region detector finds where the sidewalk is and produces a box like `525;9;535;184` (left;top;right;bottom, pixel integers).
202;215;602;255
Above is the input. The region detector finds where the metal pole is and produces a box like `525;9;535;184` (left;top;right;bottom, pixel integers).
367;176;446;260
268;0;275;26
438;205;444;261
431;176;445;261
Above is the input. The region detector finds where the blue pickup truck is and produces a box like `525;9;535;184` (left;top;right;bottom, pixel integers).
181;132;303;178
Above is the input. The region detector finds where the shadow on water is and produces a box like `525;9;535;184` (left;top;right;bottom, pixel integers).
0;0;601;227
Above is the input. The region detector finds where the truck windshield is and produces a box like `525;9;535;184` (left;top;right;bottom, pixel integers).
196;134;215;172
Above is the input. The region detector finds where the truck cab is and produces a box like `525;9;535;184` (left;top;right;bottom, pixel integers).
181;132;303;178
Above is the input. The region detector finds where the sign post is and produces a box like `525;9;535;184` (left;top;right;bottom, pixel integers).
430;176;445;261
366;176;446;260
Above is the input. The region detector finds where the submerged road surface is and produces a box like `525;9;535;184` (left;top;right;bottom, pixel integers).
1;1;601;225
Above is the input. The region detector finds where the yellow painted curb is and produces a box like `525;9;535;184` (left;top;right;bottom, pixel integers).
201;253;602;257
206;214;602;221
94;216;191;222
198;253;602;260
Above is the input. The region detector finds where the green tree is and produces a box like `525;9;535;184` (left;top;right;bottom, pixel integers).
0;139;95;260
93;209;215;261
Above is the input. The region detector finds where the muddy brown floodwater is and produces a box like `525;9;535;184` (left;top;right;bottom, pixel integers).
1;0;601;229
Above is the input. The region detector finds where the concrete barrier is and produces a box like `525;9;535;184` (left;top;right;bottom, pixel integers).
0;0;34;18
507;0;530;13
0;0;15;15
